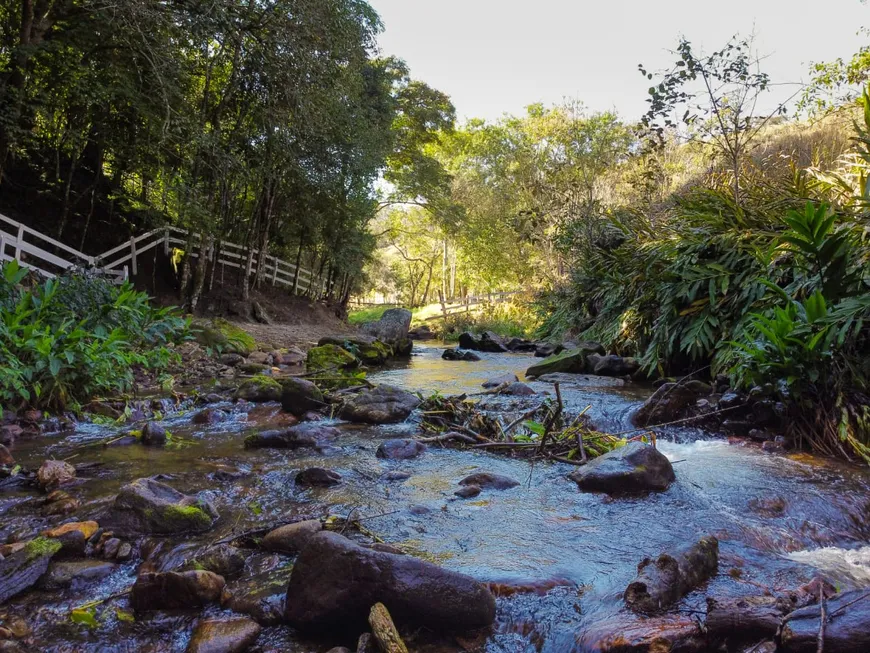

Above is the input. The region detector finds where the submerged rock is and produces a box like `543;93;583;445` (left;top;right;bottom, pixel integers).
295;467;342;488
624;536;719;613
104;478;219;536
339;385;421;424
141;422;168;446
39;560;117;590
131;570;225;611
187;617;262;653
568;442;675;494
279;377;324;416
262;520;323;554
376;439;427;460
243;423;339;450
0;537;62;604
189;544;246;579
192;408;228;425
459;473;520;491
633;382;703;427
285;532;496;633
482;373;520;388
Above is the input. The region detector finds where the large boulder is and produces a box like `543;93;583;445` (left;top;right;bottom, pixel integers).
588;354;640;377
568;442;675;494
279;377;324;416
458;331;508;352
0;536;62;604
408;325;435;341
318;335;392;365
525;344;602;378
103;478;219;536
361;309;413;357
285;532;496;633
235;376;282;402
339;385;421;424
262;520;323;554
187;617;262;653
131;570;225;612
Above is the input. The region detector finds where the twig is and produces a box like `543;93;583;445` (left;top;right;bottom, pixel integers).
825;590;870;621
502;403;545;436
417;431;477;445
817;586;826;653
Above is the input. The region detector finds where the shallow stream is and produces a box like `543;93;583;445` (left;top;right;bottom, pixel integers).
2;343;869;652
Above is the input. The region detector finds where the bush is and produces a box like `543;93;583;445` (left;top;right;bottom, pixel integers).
0;262;189;412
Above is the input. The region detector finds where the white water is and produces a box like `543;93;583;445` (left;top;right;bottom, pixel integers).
787;546;870;586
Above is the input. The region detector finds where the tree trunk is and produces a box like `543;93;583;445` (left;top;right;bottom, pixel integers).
292;233;305;294
705;595;793;643
421;260;434;305
189;235;213;312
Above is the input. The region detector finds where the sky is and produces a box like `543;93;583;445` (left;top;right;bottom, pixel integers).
368;0;869;123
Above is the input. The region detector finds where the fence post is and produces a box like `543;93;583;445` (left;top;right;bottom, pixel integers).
0;234;5;261
14;224;24;261
164;228;170;255
438;290;448;323
272;257;278;286
129;237;137;276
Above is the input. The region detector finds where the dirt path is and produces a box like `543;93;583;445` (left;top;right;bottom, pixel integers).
239;320;355;350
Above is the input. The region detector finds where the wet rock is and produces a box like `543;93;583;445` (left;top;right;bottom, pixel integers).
295;467;342;488
187;617;262;653
624;536;718;613
277;348;306;366
326;648;353;653
458;331;508;352
705;594;794;643
243;423;339;449
0;444;13;467
116;542;132;561
442;348;480;361
339;385;421;424
500;382;536;396
568;442;675;494
408;325;434;341
41;490;80;516
536;372;626;388
36;459;76;490
454;485;481;499
632;382;704;426
780;589;870;652
382;471;411;482
42;521;99;557
361;308;413;356
525;344;601;378
307;344;359;371
589;354;640;377
534;342;563;358
376;439;427;460
246;351;272;366
319;335;393;365
482;373;519;388
190;544;246;579
220;353;245;367
101;537;121;559
192;408;228;425
0;424;23;445
131;570;225;611
279;377;324;416
459;473;520;491
104;477;219;536
505;337;537;352
141;422;168;446
262;520;323;554
0;536;62;604
239;363;269;375
105;435;139;447
762;439;786;454
40;560;117;590
235;376;282;402
285;532;496;633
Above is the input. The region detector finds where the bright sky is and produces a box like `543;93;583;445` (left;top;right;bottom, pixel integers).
369;0;869;123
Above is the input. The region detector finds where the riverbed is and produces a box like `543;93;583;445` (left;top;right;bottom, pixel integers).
2;343;869;652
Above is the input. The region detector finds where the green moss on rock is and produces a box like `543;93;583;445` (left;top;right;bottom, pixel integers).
306;344;358;371
194;319;256;356
235;375;282;402
162;504;214;531
25;536;63;562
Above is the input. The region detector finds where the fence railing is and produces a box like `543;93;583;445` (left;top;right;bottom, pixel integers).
428;290;522;321
0;213;316;293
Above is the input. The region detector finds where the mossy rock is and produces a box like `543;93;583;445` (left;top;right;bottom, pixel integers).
235;375;282;402
306;344;359;371
238;362;270;375
105;478;219;536
194;319;256;356
0;536;62;604
317;335;393;365
526;345;599;378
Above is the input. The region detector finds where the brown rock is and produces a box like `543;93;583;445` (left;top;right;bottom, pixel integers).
0;444;13;466
131;570;225;612
42;520;99;540
186;617;261;653
295;467;341;488
262;520;323;554
36;460;76;490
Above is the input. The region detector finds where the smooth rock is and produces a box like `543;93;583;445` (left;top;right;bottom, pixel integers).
243;423;339;449
361;309;413;355
568;442;675;494
454;485;481;499
500;382;536;396
459;473;520;490
141;422;168;446
187;617;262;653
285;532;496;633
192;408;228;425
339;385;421;424
190;544;246;578
37;460;76;490
104;478;219;535
262;520;323;554
131;570;225;611
40;560;117;590
382;471;411;482
295;467;342;488
235;376;282;402
481;373;519;388
376;439;427;460
279;377;324;416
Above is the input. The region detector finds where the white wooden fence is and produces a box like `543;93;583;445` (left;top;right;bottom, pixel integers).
0;213;316;293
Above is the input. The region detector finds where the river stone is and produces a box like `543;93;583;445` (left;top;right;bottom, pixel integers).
285;532;496;633
39;560;117;590
37;459;76;490
187;617;262;653
458;331;508;352
505;337;537;352
141;422;168;446
42;520;99;557
192;408;228;425
500;382;536;396
262;520;323;554
244;423;339;450
318;335;392;365
589;354;640;377
0;443;13;466
0;537;62;604
780;589;870;652
295;467;341;488
235;376;282;402
189;544;246;579
131;570;225;612
454;485;481;499
279;377;324;416
442;349;480;361
459;473;520;490
525;344;601;378
382;471;411;482
376;439;427;460
307;344;359;371
633;382;703;427
339;385;421;424
536;373;626;388
220;353;245;367
104;478;219;536
568;442;675;494
408;325;435;340
361;308;413;355
482;373;520;388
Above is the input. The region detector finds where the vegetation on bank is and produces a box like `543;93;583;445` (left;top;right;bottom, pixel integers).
0;262;189;412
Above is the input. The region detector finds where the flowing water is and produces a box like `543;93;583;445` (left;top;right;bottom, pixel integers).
2;343;869;652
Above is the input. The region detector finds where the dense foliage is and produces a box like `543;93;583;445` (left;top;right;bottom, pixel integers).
0;262;189;411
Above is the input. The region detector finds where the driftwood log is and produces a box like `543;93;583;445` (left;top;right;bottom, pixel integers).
779;590;870;653
624;535;718;613
368;602;409;653
706;595;794;642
